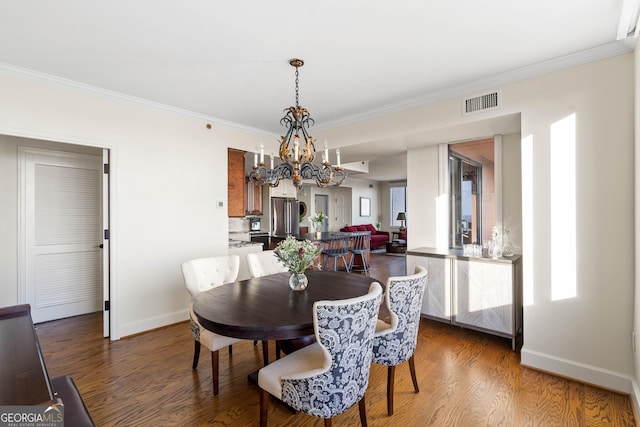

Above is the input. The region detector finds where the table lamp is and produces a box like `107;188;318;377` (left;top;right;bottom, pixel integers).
396;212;406;231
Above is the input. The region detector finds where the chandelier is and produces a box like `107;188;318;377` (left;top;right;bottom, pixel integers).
248;58;346;189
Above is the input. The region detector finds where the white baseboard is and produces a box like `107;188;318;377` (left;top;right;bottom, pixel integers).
117;309;188;339
521;348;632;394
631;380;640;421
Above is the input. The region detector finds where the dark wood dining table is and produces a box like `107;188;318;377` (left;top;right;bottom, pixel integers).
193;270;379;342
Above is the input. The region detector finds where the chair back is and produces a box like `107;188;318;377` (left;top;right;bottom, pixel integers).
373;266;427;365
321;234;350;256
349;231;371;253
247;250;289;278
181;255;240;298
281;282;383;417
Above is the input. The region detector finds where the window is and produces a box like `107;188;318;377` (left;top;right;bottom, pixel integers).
449;153;482;247
390;185;406;227
449;139;495;248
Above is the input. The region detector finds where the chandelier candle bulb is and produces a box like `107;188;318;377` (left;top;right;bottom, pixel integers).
336;148;341;167
294;138;299;160
254;151;258;168
324;141;329;164
260;144;264;163
270;153;274;169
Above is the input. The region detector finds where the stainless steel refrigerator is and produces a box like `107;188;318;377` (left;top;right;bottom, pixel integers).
271;197;299;235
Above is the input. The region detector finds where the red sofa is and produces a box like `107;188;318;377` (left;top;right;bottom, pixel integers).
340;224;389;249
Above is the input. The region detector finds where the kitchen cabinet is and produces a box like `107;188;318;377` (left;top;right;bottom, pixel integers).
268;178;297;198
228;148;247;217
407;247;522;351
406;253;452;321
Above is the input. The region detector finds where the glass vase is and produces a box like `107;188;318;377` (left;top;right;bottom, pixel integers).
502;229;515;257
289;271;308;291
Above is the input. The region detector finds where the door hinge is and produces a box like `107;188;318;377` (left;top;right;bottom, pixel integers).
104;301;110;311
104;164;110;174
104;229;110;240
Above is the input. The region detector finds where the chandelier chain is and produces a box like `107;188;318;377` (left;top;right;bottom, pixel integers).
294;66;299;108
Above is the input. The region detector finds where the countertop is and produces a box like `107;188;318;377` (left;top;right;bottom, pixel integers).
270;232;352;241
407;247;521;264
228;241;263;248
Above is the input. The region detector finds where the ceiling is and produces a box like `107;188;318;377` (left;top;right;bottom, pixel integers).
0;1;634;181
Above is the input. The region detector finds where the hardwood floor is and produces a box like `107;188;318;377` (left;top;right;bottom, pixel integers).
34;253;636;426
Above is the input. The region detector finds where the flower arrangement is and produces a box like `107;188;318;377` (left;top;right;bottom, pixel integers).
274;236;321;274
309;211;327;230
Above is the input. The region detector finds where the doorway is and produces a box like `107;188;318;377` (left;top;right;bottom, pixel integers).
18;147;109;335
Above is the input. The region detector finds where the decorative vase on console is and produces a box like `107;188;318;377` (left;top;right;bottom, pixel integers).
309;211;327;239
274;236;321;291
489;226;503;259
502;228;515;257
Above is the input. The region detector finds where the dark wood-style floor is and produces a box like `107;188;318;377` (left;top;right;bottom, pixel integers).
35;254;637;426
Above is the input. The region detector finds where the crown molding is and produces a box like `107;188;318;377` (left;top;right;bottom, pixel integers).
315;40;633;131
0;61;274;137
0;39;632;137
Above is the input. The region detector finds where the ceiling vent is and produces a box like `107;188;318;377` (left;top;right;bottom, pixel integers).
462;90;501;116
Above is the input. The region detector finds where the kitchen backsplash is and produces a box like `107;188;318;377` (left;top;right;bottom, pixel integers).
229;217;250;233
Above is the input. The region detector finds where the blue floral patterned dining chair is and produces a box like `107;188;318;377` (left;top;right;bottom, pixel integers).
257;282;383;427
372;265;428;415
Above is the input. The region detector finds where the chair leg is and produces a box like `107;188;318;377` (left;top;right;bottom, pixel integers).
324;418;333;427
342;255;350;272
361;254;370;276
211;350;220;395
358;397;368;427
192;340;201;370
387;365;396;416
261;340;269;366
409;354;419;393
260;388;269;427
275;341;281;360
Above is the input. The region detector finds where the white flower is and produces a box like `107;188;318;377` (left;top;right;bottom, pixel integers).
309;211;327;227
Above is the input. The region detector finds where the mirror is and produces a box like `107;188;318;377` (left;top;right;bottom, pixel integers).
299;201;307;220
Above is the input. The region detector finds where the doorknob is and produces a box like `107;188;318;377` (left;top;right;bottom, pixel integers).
94;244;104;249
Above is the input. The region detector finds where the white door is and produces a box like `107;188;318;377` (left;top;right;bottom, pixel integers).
333;189;351;229
19;148;103;324
315;194;329;232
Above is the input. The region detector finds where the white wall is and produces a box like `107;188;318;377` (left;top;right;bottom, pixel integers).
0;71;269;338
346;177;380;226
0;53;635;396
324;54;636;393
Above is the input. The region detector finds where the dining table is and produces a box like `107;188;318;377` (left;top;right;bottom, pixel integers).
192;269;380;342
193;269;382;386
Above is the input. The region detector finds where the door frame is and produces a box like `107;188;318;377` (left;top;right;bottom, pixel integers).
12;139;117;339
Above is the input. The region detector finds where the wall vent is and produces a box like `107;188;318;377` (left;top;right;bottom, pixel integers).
463;90;501;115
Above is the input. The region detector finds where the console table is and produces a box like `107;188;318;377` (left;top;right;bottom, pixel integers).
407;247;522;351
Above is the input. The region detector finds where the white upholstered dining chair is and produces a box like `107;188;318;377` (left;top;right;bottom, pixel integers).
372;265;427;415
246;250;289;278
181;255;241;395
258;282;383;427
